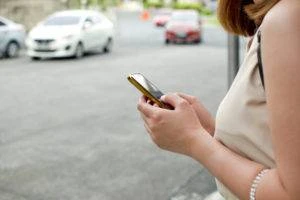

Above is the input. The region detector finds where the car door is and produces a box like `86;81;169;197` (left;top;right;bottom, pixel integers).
0;20;8;53
81;17;95;50
92;14;107;48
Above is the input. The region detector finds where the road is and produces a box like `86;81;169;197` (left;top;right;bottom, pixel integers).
0;11;228;200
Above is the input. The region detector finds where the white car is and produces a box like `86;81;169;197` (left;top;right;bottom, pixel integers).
26;10;114;60
0;16;26;58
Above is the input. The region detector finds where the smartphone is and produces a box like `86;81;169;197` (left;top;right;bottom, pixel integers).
127;73;170;108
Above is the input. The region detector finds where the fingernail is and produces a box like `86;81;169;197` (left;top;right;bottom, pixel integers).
160;95;166;100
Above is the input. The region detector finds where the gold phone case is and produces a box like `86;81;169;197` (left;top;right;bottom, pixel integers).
127;74;165;108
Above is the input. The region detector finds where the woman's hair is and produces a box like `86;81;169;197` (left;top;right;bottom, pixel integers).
217;0;280;36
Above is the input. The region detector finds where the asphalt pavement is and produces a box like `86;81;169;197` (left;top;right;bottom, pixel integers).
0;10;229;200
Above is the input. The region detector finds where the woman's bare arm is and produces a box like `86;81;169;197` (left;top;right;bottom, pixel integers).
259;0;300;198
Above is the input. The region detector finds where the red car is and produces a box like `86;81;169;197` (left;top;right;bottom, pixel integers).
165;10;202;44
153;10;172;27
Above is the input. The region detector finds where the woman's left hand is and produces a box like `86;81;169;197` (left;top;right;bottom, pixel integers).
137;93;207;156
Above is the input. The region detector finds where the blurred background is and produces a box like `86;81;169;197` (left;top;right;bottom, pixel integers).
0;0;242;199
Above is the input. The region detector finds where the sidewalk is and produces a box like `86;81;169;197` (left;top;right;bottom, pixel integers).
169;168;224;200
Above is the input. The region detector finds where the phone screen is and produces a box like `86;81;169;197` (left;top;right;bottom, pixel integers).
131;73;164;99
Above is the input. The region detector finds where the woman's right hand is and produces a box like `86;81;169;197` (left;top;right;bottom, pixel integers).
176;93;215;136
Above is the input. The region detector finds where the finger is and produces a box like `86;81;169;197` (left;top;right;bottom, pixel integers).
144;123;156;141
160;93;187;109
138;96;160;117
140;112;149;122
153;103;159;107
140;112;154;133
177;93;196;103
138;97;152;118
144;123;152;136
140;112;155;128
143;96;154;105
139;95;147;103
147;100;155;106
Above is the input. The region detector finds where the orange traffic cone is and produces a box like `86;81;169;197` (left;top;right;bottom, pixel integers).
140;10;150;21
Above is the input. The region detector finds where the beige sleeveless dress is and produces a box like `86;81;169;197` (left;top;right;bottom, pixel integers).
214;31;276;199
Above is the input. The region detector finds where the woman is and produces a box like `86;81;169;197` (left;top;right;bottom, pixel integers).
137;0;300;199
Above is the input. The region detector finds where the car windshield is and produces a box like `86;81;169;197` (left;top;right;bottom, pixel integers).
171;13;197;22
0;20;6;26
44;16;80;26
0;17;12;25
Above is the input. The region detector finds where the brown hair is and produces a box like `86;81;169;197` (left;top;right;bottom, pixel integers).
217;0;280;36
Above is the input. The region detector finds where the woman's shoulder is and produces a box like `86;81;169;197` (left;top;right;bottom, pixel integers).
259;0;300;87
261;0;300;32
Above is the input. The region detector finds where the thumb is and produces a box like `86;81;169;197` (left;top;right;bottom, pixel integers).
161;93;187;109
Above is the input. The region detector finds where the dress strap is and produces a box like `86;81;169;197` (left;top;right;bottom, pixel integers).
257;30;265;88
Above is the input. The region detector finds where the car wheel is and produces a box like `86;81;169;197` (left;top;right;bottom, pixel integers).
5;41;20;58
74;43;84;59
103;38;113;53
195;38;202;44
31;57;41;61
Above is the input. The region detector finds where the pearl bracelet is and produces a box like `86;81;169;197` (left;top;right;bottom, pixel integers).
249;169;269;200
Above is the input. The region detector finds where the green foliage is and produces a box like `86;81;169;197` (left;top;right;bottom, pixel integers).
69;0;120;9
199;6;213;15
172;2;212;16
144;0;164;8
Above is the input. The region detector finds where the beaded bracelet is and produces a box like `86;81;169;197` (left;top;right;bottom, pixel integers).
249;169;269;200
